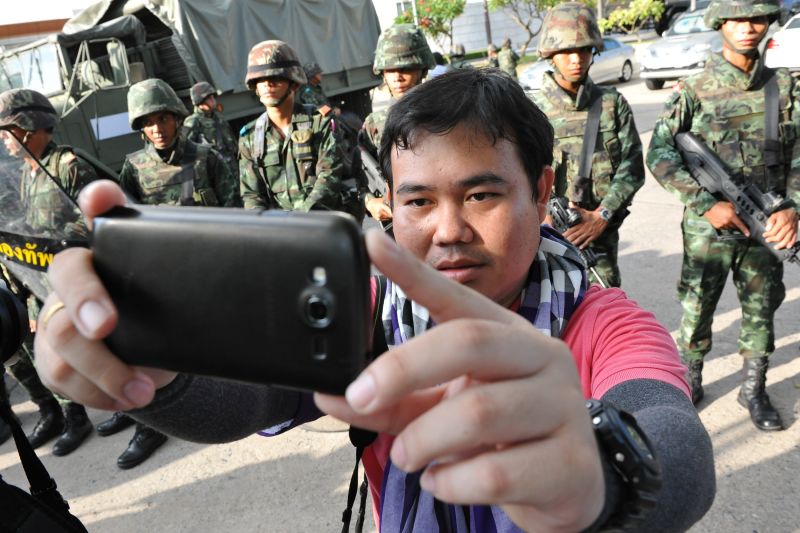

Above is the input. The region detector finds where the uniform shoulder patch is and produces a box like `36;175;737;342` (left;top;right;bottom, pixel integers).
240;120;256;136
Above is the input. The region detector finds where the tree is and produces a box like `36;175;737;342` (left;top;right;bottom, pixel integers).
395;0;467;51
599;0;665;40
487;0;596;55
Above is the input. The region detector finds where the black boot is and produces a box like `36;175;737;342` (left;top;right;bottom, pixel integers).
686;359;704;405
52;403;93;456
26;398;65;449
117;424;167;470
737;357;784;431
96;412;135;437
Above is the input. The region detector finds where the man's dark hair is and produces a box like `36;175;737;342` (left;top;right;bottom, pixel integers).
378;68;554;199
432;52;446;66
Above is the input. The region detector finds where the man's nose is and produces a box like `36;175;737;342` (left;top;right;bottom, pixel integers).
432;204;474;245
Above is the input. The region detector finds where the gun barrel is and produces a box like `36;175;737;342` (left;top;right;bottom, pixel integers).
359;147;386;197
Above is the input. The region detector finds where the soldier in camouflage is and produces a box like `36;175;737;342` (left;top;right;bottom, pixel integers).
497;38;520;79
120;79;240;207
182;81;239;180
297;62;331;110
238;40;346;213
648;0;799;430
449;43;472;70
486;44;499;69
531;2;644;288
361;24;434;222
0;88;99;455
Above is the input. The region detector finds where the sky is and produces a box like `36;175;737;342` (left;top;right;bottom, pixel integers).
5;0;97;25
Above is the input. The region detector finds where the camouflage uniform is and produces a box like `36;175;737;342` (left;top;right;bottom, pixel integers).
648;0;797;427
183;81;239;179
297;63;330;108
239;102;344;211
532;2;643;288
497;39;519;79
361;24;434;157
449;44;472;70
648;56;800;361
0;88;97;453
120;79;241;207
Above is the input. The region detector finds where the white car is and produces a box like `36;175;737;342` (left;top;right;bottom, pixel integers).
519;37;637;91
765;14;800;70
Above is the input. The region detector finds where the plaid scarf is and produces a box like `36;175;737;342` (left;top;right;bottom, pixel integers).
382;225;588;344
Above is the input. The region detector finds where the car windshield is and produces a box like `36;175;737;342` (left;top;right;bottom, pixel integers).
667;13;711;35
787;17;800;29
0;42;63;95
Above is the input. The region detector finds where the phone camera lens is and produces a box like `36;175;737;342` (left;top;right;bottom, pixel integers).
305;294;332;328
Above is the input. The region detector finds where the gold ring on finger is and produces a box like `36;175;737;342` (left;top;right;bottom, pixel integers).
41;301;66;330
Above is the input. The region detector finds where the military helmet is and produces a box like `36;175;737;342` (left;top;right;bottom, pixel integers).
0;89;59;131
127;78;188;130
538;2;605;59
373;24;435;75
190;81;216;106
704;0;781;30
245;40;307;89
303;62;323;80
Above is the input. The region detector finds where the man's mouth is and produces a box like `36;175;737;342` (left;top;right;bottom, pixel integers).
434;259;484;283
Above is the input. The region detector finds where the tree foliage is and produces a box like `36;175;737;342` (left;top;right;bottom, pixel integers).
395;0;467;50
599;0;665;39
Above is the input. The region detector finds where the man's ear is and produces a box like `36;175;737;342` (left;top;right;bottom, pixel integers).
536;165;555;221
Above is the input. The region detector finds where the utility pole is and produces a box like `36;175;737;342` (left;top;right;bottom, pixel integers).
690;0;697;10
483;0;493;45
597;0;604;22
411;0;419;25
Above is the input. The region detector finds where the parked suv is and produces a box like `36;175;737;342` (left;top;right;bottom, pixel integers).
638;8;721;90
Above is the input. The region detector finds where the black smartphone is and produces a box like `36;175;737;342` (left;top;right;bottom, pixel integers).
91;205;371;395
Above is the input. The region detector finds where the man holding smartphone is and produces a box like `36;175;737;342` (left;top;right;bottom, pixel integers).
34;69;714;531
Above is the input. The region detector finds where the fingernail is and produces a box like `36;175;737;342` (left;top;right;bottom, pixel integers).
420;469;435;492
345;373;376;411
78;301;110;334
124;379;154;406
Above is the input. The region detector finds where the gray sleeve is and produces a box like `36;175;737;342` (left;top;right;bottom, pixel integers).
600;379;715;532
127;374;309;443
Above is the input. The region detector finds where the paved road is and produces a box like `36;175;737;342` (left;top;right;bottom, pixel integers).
1;78;798;533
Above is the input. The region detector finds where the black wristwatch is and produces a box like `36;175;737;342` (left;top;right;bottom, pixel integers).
586;399;662;532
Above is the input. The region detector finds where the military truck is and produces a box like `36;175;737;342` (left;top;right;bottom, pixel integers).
0;0;382;172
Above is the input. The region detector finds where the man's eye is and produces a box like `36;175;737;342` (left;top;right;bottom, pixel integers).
406;198;429;207
469;192;497;202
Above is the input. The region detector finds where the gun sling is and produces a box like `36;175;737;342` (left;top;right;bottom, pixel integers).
572;91;603;204
763;70;781;169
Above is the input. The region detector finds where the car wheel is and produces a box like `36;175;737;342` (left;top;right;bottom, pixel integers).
645;78;665;90
619;61;633;83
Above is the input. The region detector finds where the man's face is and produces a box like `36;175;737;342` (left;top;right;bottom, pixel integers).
391;124;552;307
720;17;769;54
255;77;294;107
383;68;424;99
551;47;593;83
198;95;216;113
140;111;179;150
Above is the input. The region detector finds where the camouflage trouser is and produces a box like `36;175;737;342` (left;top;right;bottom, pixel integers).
587;228;621;288
677;211;785;363
4;336;59;406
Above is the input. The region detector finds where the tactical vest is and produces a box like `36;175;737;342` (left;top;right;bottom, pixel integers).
538;86;623;210
22;146;81;234
686;66;795;195
128;141;217;206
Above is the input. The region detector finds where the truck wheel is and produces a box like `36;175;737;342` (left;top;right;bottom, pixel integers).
619;61;633;83
645;78;665;90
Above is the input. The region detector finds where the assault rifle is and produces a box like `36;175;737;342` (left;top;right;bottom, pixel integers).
547;196;609;288
675;132;800;265
358;146;387;198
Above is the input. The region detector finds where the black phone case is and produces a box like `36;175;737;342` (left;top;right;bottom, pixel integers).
92;205;371;395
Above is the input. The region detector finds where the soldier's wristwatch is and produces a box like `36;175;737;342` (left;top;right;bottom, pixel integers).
586;399;662;532
598;207;612;222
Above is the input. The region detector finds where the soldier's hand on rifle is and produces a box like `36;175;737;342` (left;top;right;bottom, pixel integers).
703;201;750;236
563;204;607;249
366;197;392;221
764;207;798;250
